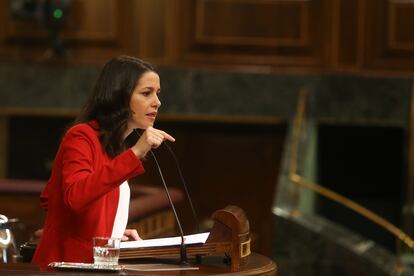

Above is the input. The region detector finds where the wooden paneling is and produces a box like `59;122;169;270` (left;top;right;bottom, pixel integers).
4;0;119;43
1;0;414;73
195;0;309;47
0;0;180;64
179;0;327;67
65;0;118;43
331;0;365;69
0;0;130;63
129;0;179;64
364;0;414;70
388;1;414;50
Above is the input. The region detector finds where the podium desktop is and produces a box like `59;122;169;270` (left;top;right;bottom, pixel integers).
0;206;277;275
121;205;251;270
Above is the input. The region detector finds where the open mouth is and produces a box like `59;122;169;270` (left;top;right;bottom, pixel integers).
146;112;157;119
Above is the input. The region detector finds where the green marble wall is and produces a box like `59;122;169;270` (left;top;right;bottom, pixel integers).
0;63;412;127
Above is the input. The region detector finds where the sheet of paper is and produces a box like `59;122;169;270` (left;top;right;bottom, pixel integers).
120;232;210;249
123;264;199;271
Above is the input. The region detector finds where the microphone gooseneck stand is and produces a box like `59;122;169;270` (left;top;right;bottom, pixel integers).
133;128;201;265
148;149;189;266
163;142;200;233
163;142;203;264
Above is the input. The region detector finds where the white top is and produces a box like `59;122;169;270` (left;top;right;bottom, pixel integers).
111;181;130;239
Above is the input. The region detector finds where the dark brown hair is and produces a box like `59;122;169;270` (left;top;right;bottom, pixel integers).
77;55;156;157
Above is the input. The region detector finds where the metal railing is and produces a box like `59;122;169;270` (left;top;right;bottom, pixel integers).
288;89;414;251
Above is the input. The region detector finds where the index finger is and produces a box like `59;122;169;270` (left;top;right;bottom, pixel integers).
160;131;175;142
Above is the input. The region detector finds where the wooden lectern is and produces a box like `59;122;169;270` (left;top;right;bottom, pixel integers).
120;205;251;272
0;206;276;275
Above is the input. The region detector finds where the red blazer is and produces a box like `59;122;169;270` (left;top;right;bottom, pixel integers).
32;122;145;270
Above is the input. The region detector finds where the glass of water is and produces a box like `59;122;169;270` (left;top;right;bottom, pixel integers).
93;237;121;266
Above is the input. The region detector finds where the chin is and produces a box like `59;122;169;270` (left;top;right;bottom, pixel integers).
131;117;154;129
145;120;155;127
137;123;153;129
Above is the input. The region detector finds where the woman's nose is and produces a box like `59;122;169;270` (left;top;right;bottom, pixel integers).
153;95;161;107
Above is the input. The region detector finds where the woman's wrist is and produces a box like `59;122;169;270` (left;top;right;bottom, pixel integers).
131;146;143;159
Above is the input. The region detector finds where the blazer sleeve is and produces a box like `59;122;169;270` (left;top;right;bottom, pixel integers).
60;125;145;212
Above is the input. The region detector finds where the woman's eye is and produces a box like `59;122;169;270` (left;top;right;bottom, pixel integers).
142;92;150;96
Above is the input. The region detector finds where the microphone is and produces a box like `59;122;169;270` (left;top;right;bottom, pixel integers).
133;129;189;265
163;142;200;233
148;150;189;265
162;142;203;263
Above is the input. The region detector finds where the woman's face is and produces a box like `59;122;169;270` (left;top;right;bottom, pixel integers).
127;71;161;132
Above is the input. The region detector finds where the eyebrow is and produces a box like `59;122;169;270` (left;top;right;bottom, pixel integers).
141;86;158;90
140;86;161;93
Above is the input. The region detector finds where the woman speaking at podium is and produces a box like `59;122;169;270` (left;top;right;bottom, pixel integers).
32;55;175;269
